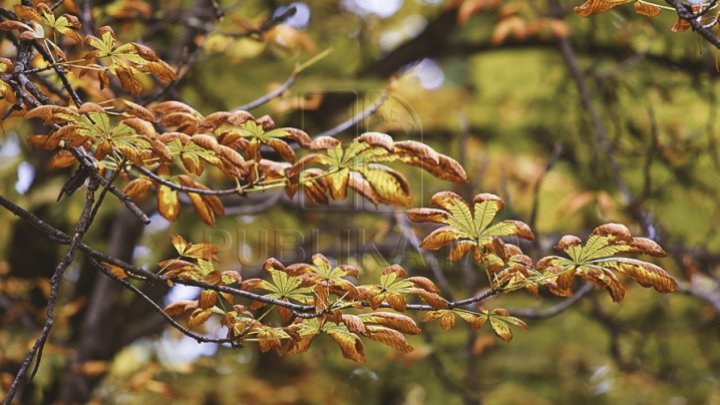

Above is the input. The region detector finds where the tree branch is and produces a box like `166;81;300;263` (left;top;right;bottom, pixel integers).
3;181;98;405
666;0;720;49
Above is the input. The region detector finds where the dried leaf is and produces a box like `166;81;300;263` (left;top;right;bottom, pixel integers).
360;312;421;334
327;329;365;363
122;178;153;200
574;0;632;17
365;325;414;352
634;1;661;17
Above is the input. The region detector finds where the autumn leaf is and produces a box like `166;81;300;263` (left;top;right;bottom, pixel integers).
634;1;662;17
326;328;365;363
574;0;632;17
408;192;534;264
157;185;180;221
536;223;678;302
287;133;466;206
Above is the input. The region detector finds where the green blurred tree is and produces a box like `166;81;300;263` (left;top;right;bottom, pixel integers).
0;1;718;404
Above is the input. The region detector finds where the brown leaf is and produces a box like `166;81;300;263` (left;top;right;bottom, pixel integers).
634;1;661;17
183;243;218;261
386;293;407;312
199;290;217;309
406;276;440;293
267;138;296;162
419;226;464;250
188;192;216;225
574;0;632;17
406;208;449;224
310;136;341;150
164;300;198;317
491;16;527;46
116;66;144;95
342;314;367;334
382;264;408;278
357;132;394;151
365;325;414;352
410;288;449;309
671;16;691;32
605;258;678;293
104;263;128;279
555;235;582;250
628;237;666;257
393;140;440;165
449;240;475;261
0;20;29;31
122;178;153;200
583;268;626;302
591;223;632;242
49;150;77;169
360;312;421;334
556;268;576;290
187;308;213;330
327;329;365;363
142;60;178;82
439;311;456;330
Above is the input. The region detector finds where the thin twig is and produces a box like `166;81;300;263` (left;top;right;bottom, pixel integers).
89;257;236;344
510;282;594;318
666;0;720;49
0;193;501;315
394;211;453;298
4;181;98;405
235;72;298;111
315;90;389;138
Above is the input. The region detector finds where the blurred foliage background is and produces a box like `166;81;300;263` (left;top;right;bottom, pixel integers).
1;0;719;404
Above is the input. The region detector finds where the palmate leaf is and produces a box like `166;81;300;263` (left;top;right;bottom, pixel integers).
85;26;176;92
407;192;534;262
286;132;466;207
358;264;447;311
421;308;526;341
537;223;678;302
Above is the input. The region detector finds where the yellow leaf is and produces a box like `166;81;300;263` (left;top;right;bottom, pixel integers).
342;314;367;334
170;235;188;255
183;243;218;261
157;185;180;221
327;329;365;363
604;258;679;293
490;317;513;341
439;311;456;330
116;65;144;94
188;192;216;225
360;165;412;206
419;226;464;250
187;308;213;330
122;178;153;200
